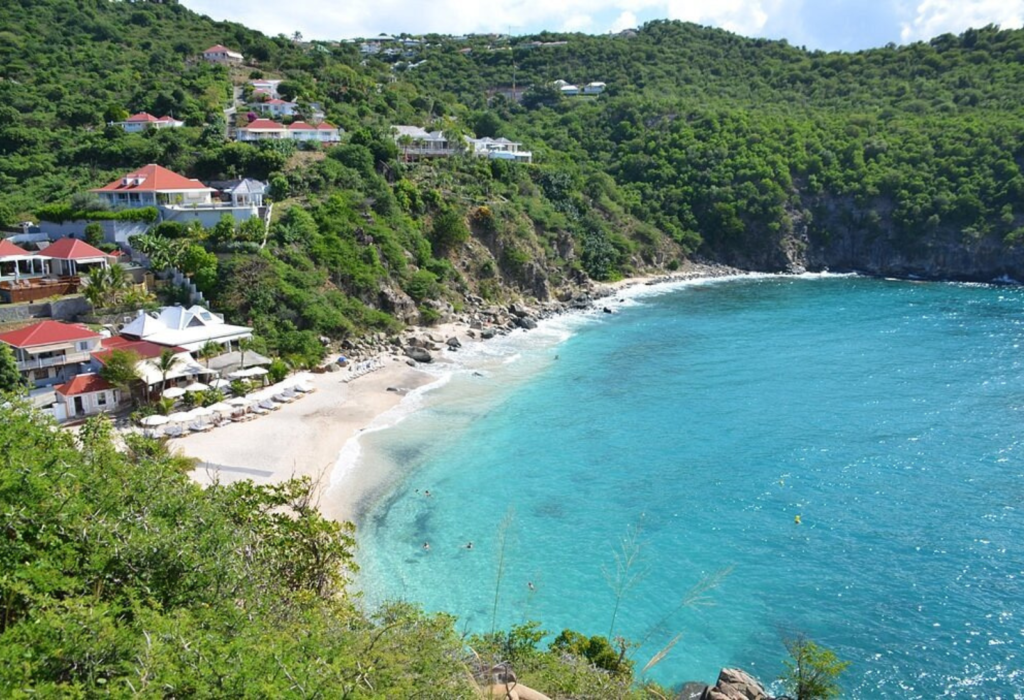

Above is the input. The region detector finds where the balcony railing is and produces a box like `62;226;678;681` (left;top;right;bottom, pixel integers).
16;350;92;371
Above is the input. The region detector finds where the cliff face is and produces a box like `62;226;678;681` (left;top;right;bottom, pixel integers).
700;192;1024;283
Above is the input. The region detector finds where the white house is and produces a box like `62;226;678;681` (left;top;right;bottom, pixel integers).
203;44;243;64
559;84;580;96
91;164;263;226
250;79;282;97
92;336;210;395
120;305;253;353
583;81;607;95
53;374;121;421
393;126;532;163
0;320;103;388
251;98;298;118
236;119;341;143
114;112;185;133
466;137;532;163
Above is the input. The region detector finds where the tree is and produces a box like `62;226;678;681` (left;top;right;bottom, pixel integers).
150;347;184;398
779;637;850;700
99;349;142;403
84;222;104;248
0;343;27;394
199;340;221;368
430;209;470;254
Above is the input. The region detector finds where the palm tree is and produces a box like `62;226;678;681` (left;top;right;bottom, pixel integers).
199;341;221;368
238;337;256;369
150;347;184;400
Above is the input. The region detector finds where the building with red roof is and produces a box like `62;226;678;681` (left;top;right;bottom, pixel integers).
113;112;184;133
0;238;47;282
91;334;208;393
91;164;218;211
54;373;120;421
36;238;110;277
251;98;299;118
203;44;243;63
236;119;341;144
0;320;103;387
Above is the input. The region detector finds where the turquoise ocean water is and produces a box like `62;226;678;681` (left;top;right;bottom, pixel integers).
349;275;1024;698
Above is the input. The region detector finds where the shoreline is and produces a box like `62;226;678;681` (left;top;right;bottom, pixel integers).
179;262;752;523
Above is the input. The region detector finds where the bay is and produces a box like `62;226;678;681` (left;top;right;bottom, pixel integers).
354;275;1024;698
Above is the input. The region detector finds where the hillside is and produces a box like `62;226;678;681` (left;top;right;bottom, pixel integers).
2;1;1024;356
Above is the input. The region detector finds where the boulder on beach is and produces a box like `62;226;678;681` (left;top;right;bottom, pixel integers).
516;316;538;330
404;346;433;363
446;337;462;348
480;328;496;339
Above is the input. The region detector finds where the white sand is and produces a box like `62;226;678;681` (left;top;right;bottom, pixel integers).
179;354;437;522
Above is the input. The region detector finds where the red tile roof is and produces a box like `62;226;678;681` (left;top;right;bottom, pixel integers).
205;45;235;53
0;239;30;257
126;112;159;123
37;238;108;261
287;121;316;131
317;122;337;130
56;373;114;397
266;99;292;105
94;337;185;362
0;320;100;349
243;119;284;130
91;164;214;193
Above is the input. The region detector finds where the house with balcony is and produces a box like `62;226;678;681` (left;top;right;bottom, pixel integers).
91;164;263;227
251;98;298;118
466;136;532;163
236;119;341;144
393;126;532;163
91;336;209;397
250;79;282;97
0;320;103;388
203;44;243;64
113;112;185;133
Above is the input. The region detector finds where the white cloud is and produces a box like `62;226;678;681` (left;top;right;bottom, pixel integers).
609;10;640;32
562;13;595;31
900;0;1024;43
665;0;786;36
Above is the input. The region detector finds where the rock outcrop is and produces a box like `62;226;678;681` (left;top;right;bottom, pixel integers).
699;668;770;700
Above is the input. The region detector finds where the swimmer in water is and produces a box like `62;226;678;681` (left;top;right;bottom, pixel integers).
423;542;430;551
527;582;535;591
794;515;802;525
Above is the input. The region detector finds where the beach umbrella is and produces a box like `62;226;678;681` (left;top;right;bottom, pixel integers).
207;402;234;414
140;414;169;427
162;386;186;399
167;411;191;423
183;381;209;393
246;367;268;376
210;378;232;390
227;397;249;407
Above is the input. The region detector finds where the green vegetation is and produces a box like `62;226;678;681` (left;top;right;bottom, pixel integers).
779;637;851;700
0;343;27;394
0;406;677;696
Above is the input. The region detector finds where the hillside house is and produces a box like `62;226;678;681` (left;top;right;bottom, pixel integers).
91;336;209;395
113;112;185;133
0;320;103;388
583;81;607;95
393;126;532;163
37;238;110;278
90;164;264;226
203;44;243;64
236;119;341;143
251;98;298;118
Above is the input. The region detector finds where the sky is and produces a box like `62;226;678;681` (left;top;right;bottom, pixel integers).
180;0;1024;52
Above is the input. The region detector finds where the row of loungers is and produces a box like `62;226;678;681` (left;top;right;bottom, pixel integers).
150;382;316;438
342;358;385;383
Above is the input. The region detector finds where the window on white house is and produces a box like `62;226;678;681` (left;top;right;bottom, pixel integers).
97;393;107;406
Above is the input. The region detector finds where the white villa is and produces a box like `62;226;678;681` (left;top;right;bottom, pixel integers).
583;81;607;95
113;112;185;133
90;164;265;226
251;98;298;118
203;44;243;64
250;79;282;97
393;126;532;163
120;305;253;353
236;119;341;143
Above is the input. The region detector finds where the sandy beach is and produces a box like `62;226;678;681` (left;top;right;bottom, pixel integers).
177;263;744;524
179;351;440;522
